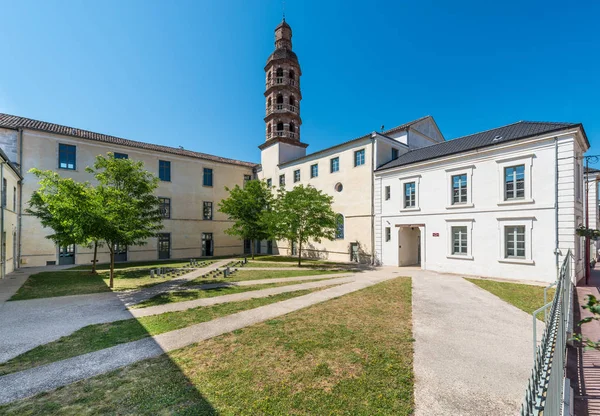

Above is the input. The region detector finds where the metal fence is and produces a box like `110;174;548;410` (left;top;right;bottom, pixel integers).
521;250;573;416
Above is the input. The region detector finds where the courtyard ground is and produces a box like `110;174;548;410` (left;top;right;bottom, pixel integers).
0;261;550;415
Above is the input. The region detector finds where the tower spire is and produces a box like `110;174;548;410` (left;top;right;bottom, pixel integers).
263;19;303;144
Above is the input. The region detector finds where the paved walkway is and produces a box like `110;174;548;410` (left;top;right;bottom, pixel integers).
570;265;600;415
0;271;395;404
0;270;352;363
404;267;543;416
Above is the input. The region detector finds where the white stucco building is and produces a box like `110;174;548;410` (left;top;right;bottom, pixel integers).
374;122;590;283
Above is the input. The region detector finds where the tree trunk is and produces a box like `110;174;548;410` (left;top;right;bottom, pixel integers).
91;241;98;274
298;240;302;267
251;239;255;260
109;245;115;289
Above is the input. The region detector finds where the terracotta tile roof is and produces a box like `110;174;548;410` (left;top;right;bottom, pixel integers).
0;113;257;168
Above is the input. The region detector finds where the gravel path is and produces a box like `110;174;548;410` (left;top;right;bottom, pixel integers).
408;268;543;416
0;271;396;404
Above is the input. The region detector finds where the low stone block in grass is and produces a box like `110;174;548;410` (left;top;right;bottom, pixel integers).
184;269;346;287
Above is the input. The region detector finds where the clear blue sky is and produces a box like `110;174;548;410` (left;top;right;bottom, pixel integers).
0;0;598;163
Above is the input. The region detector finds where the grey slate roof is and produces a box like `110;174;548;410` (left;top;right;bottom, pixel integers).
0;113;257;168
377;121;586;171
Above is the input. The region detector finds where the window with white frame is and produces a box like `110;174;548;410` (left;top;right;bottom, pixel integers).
279;174;285;187
294;169;300;182
310;164;318;178
385;186;390;201
504;165;525;200
385;227;391;242
452;226;468;255
452;174;467;204
497;217;534;264
404;182;415;208
391;148;399;160
504;226;525;259
496;156;533;205
354;149;365;167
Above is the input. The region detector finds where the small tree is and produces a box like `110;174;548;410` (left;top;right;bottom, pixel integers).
272;184;337;266
218;179;273;259
26;169;103;271
87;154;163;287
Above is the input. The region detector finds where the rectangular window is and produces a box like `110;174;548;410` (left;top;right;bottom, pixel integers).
391;148;399;160
404;182;416;208
452;174;468;204
354;149;365;167
504;165;525;200
330;157;340;173
452;226;468;255
576;163;581;200
203;168;213;187
13;186;16;211
158;233;170;259
158;197;171;219
505;226;526;258
385;227;391;242
279;174;285;187
244;174;252;186
202;233;213;256
266;178;272;188
58;144;76;170
385;186;391;201
159;160;171;182
114;152;128;159
294;169;300;183
203;201;213;220
310;164;318;178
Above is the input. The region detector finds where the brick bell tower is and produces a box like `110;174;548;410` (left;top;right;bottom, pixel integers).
259;19;308;165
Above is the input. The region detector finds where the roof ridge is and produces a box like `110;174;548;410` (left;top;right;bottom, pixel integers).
0;113;257;167
448;120;525;141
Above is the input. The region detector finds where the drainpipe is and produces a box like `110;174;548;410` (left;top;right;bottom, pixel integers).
1;162;5;279
18;128;23;269
554;137;559;280
370;133;376;265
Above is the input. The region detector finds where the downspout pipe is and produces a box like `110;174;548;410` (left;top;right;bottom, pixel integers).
18;128;23;270
1;162;5;279
555;136;559;280
370;133;376;265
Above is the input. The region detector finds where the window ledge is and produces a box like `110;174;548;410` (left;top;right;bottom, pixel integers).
445;203;474;210
498;258;535;265
400;207;421;212
497;199;534;206
447;255;474;260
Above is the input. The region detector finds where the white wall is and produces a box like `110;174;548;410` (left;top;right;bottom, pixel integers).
375;130;587;283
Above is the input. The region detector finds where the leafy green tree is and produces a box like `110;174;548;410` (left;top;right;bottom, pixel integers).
26;169;104;272
574;294;600;351
218;179;273;259
86;154;163;287
272;184;337;266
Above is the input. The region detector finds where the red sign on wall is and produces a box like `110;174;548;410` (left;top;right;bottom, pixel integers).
432;232;439;237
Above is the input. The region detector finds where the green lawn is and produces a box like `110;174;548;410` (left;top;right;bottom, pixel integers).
465;278;556;322
0;277;413;415
0;288;320;377
70;259;209;271
11;269;190;300
134;278;335;308
184;269;346;287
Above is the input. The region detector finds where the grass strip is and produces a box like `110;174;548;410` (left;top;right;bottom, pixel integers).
465;278;555;321
184;269;346;287
133;278;336;308
0;277;413;415
0;288;323;377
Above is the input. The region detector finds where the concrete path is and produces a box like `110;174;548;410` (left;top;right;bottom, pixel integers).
131;275;356;318
406;268;543;416
0;271;353;363
0;271;396;404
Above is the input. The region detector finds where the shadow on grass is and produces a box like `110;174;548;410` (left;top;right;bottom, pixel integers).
0;276;219;414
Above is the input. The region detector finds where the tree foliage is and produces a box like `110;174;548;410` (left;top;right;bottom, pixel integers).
26;169;104;271
574;294;600;351
218;180;273;259
86;154;163;287
271;184;337;266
